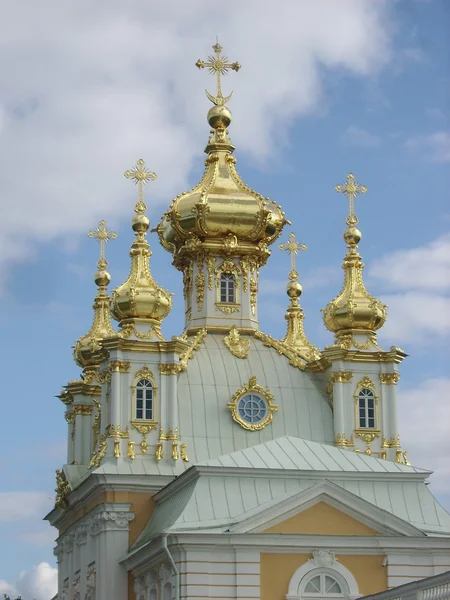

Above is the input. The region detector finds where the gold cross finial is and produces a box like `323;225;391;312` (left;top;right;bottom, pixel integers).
88;220;117;269
279;232;307;281
335;173;367;225
195;42;241;106
124;158;157;214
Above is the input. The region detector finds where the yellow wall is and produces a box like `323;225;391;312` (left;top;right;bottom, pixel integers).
263;501;379;535
260;553;386;600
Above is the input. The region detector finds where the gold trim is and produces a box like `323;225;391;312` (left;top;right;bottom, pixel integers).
196;271;205;311
180;443;189;462
223;326;250;359
216;302;240;314
228;376;278;431
113;439;121;458
127;441;136;460
335;433;354;447
159;363;180;375
55;469;70;509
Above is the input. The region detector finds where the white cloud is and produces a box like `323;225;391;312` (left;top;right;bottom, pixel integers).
399;378;450;494
0;0;392;289
368;234;450;343
341;125;382;148
0;492;53;522
368;233;450;292
405;130;450;163
3;562;58;600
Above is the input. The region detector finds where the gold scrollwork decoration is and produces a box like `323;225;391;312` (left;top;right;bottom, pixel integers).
254;331;306;371
159;363;180;375
223;326;250;359
106;424;130;438
216;303;240;314
250;277;258;315
89;433;107;468
206;255;215;290
228;376;278;431
335;433;354;447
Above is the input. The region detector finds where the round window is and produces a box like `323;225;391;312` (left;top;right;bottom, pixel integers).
237;393;268;425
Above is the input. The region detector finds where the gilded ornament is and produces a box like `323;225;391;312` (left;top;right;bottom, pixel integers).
97;369;111;384
335;433;354;447
330;371;353;384
380;372;400;385
249;277;258;315
206;255;215;290
155;442;163;461
180;443;189;462
254;330;306;370
108;361;131;373
55;469;70;509
106;424;130;439
216;303;240;314
239;258;249;291
171;441;179;460
355;430;379;455
159;363;180;376
65;411;75;425
196;271;205;311
132;422;157;437
58;390;74;405
382;434;401;448
72;404;94;416
89;433;107;468
178;327;207;371
195;41;241;107
141;439;148;454
127;441;136;460
228;376;278;431
159;427;179;441
92;398;101;452
113;439;121;458
223;326;250;359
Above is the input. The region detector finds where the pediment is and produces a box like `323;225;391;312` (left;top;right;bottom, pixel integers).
229;480;425;537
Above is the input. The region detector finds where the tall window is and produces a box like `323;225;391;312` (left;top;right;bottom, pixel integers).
220;273;236;303
358;387;375;428
135;379;153;421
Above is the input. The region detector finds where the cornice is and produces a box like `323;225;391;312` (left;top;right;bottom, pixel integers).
64;381;102;396
320;345;408;365
101;336;189;355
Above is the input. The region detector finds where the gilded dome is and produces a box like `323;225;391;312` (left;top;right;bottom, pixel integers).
322;224;387;339
157;106;288;269
110;160;172;339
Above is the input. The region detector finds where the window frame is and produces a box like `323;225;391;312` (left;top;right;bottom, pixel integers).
353;375;379;434
131;366;158;428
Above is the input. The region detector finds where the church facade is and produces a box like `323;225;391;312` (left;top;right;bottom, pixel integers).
46;43;450;600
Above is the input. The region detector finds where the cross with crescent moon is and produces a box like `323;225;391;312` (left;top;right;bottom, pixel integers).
88;220;117;270
335;173;367;225
279;232;307;281
195;42;241;106
124;158;157;214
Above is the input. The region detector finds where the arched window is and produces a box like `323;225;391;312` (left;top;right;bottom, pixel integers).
135;379;153;421
163;582;172;600
220;273;236;303
302;573;344;599
358;387;376;429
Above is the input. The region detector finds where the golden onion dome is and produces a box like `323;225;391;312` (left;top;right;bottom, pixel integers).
322;174;387;345
110;160;172;339
73;221;117;369
156;46;288;269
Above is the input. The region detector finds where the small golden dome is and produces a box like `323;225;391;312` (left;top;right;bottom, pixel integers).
110;160;172;338
322;175;387;342
287;280;303;298
73;221;117;368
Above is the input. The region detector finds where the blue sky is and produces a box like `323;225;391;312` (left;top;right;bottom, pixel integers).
0;1;449;597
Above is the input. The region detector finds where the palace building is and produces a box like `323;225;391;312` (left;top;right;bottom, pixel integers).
45;43;450;600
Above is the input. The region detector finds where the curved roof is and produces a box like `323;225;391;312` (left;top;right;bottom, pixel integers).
175;334;334;463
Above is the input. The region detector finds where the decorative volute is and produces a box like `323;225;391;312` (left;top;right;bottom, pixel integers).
156;42;288;272
110;159;172;339
279;233;321;361
322;174;387;348
73;220;117;369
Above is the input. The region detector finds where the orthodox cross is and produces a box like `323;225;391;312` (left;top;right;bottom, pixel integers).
195;42;241;106
124;158;157;213
279;232;307;280
335;173;367;225
88;220;117;269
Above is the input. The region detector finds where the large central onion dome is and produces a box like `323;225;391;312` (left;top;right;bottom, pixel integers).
157;103;288;269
